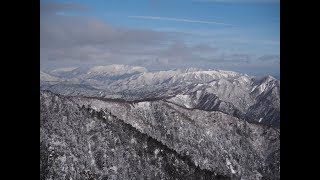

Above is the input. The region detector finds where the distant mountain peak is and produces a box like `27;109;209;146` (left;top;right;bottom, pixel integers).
51;67;78;73
87;64;148;75
40;71;60;82
40;64;279;127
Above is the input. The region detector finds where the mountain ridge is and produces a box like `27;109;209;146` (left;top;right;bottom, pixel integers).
40;90;232;180
40;90;279;180
41;65;280;128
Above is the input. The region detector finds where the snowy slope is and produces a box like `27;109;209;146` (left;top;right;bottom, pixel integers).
60;91;280;180
87;64;147;76
40;64;280;127
40;71;60;82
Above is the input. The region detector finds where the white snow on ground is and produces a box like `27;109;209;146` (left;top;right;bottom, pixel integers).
205;130;213;137
226;158;236;174
226;158;231;166
250;85;258;92
196;90;202;99
58;155;67;164
154;149;160;156
130;138;137;144
110;166;118;172
258;83;267;93
88;142;95;166
86;121;96;132
168;94;192;108
135;101;151;110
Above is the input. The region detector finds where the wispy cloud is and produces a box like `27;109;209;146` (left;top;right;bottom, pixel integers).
128;16;233;26
192;0;279;4
258;54;280;62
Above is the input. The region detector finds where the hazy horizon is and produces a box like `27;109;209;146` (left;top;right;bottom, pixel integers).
41;0;279;78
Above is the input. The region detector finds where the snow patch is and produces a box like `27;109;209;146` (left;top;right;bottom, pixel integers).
130;138;137;144
59;155;67;163
226;158;236;174
154;149;160;156
196;90;202;99
258;83;267;92
206;130;213;137
169;94;192;108
110;166;118;172
250;85;257;92
86;121;96;132
135;101;151;110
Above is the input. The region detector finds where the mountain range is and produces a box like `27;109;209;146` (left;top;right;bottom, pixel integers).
40;64;280;180
41;64;280;128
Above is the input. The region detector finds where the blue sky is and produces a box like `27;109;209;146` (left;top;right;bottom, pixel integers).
41;0;280;77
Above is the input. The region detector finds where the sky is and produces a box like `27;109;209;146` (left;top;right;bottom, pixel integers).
40;0;280;77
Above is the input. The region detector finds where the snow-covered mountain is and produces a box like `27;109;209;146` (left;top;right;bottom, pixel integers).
40;64;280;127
40;64;280;179
40;71;61;82
40;90;280;180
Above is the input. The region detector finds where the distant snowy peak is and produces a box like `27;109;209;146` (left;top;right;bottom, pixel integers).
51;67;77;73
127;70;181;85
250;75;279;94
40;71;60;82
46;64;278;84
87;64;147;76
41;65;279;93
40;65;280;127
168;69;248;85
182;67;203;73
49;67;85;78
253;75;277;83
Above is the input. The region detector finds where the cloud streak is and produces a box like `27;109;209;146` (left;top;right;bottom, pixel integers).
192;0;279;4
40;2;279;76
128;16;233;26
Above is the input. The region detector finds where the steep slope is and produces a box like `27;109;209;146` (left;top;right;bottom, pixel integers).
40;65;280;127
244;76;280;126
40;91;230;180
41;71;61;82
40;71;63;89
71;92;280;180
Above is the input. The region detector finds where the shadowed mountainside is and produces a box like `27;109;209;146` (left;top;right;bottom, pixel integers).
40;91;232;180
41;91;279;180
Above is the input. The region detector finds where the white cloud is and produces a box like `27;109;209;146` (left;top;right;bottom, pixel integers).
192;0;279;3
128;16;233;26
40;2;279;76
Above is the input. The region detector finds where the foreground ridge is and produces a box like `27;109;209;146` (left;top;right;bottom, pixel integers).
40;91;279;180
40;91;231;180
